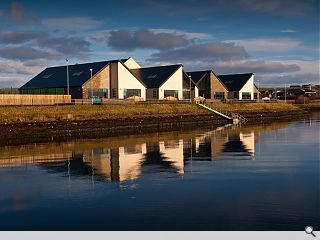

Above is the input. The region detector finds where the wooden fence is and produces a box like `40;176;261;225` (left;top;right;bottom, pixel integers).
0;94;71;106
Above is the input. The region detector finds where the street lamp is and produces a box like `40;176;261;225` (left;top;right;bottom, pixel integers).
257;79;260;102
66;59;69;95
189;75;192;103
284;83;287;103
90;68;93;102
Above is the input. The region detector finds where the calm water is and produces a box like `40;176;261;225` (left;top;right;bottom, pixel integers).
0;114;319;230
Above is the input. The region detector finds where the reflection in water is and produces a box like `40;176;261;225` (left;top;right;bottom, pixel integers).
0;116;319;231
0;127;256;182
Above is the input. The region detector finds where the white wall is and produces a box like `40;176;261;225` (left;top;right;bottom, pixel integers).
239;75;254;100
123;57;141;69
117;62;146;100
159;67;183;99
195;85;199;98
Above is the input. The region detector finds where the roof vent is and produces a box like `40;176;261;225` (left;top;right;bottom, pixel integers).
42;74;52;79
72;71;83;76
147;74;157;79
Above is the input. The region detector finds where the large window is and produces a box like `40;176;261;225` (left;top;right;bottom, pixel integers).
123;89;141;98
242;92;251;100
89;88;108;98
164;90;179;99
213;92;225;99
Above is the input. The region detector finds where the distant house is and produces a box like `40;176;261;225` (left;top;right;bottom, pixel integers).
130;64;198;100
218;73;255;100
20;57;146;100
253;83;261;100
187;70;228;99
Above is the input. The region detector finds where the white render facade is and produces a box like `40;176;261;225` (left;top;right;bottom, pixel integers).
159;66;184;100
110;59;146;100
238;74;254;100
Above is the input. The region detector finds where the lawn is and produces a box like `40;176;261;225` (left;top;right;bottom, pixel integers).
0;103;208;124
207;102;300;112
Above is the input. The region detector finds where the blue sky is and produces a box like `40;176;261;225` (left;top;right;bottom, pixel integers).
0;0;319;87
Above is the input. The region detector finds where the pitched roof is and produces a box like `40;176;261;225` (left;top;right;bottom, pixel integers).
20;59;128;89
130;65;182;88
187;71;209;84
218;73;253;91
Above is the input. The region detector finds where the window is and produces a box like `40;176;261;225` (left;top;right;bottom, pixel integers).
164;90;179;99
153;89;157;98
124;89;141;98
234;92;239;99
112;88;117;98
214;92;225;99
242;92;251;99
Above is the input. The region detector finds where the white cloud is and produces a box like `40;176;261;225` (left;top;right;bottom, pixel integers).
42;17;104;31
150;28;212;40
226;38;301;52
281;29;297;33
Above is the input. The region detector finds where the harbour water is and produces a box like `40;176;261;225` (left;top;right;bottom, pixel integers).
0;114;319;230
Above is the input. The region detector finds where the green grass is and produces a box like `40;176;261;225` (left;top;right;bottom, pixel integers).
0;104;208;124
208;102;299;112
0;102;305;124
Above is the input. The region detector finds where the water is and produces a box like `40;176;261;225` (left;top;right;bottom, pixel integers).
0;114;319;230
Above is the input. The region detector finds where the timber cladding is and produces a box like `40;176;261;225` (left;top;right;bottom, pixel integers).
0;94;71;106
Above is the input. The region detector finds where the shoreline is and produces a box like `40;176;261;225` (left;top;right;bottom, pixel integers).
0;108;311;147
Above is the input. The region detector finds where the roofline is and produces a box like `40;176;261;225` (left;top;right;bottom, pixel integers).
187;70;228;90
210;70;228;90
119;61;147;87
218;72;254;92
218;72;254;77
239;74;254;92
183;71;198;86
158;64;184;88
135;64;183;71
189;71;207;86
82;62;111;87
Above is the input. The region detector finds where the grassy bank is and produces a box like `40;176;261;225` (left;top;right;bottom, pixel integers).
208;102;300;112
0;104;208;124
0;102;312;125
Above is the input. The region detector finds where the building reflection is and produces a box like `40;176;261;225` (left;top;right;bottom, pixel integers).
0;128;257;182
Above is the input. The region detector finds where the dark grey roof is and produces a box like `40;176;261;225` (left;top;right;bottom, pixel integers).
130;65;182;88
20;59;128;89
187;71;209;84
218;73;253;91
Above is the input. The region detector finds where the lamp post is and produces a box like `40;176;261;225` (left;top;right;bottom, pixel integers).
284;83;287;103
66;59;69;95
189;75;192;103
90;68;93;103
257;79;260;102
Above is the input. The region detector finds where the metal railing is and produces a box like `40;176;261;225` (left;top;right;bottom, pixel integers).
201;102;248;124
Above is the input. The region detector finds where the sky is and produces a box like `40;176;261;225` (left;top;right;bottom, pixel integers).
0;0;319;87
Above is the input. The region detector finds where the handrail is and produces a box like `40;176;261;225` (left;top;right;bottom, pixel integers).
199;102;247;124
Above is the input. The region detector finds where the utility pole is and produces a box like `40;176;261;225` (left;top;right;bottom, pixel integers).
90;68;93;103
66;59;69;95
284;84;287;103
189;75;192;103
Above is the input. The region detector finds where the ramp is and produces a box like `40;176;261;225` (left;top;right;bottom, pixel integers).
197;103;247;124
